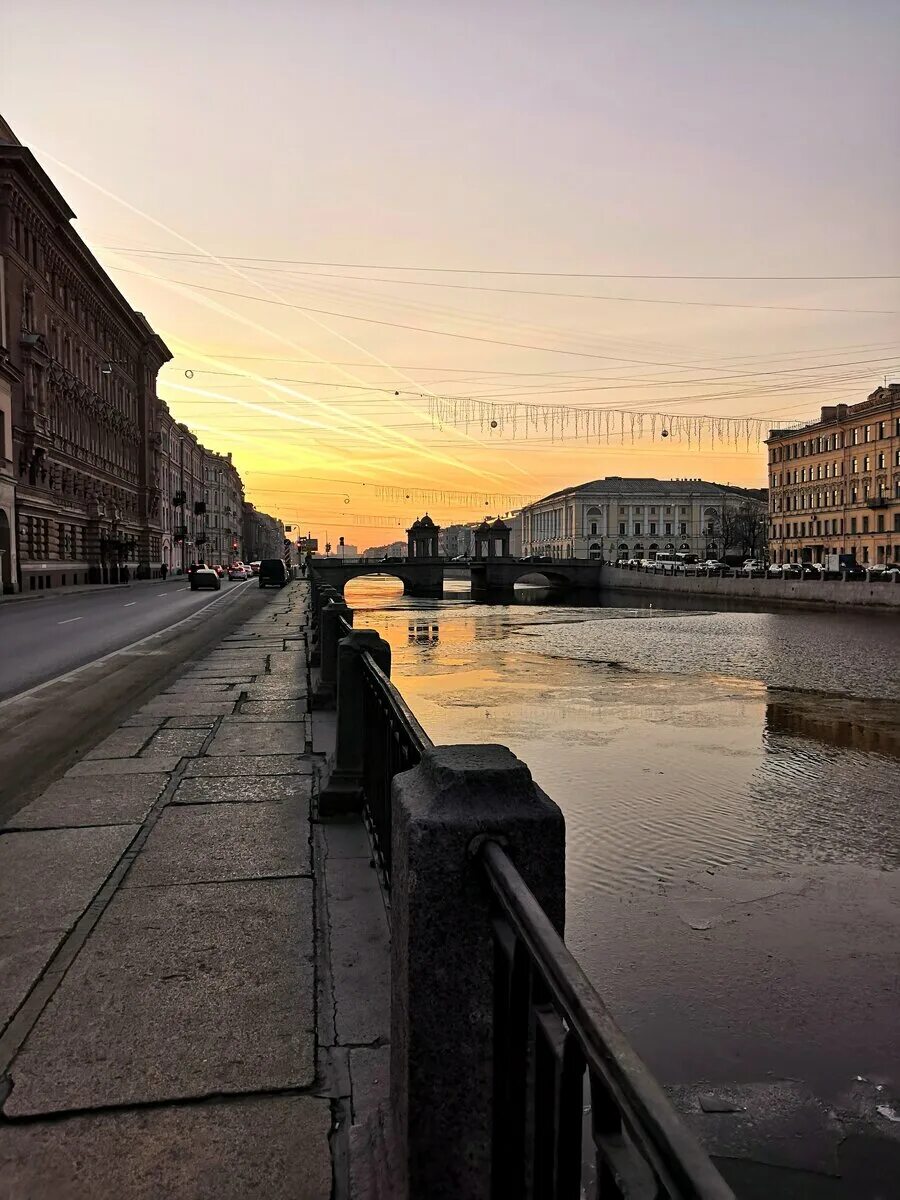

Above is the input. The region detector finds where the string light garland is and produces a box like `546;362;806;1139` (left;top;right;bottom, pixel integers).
427;395;801;449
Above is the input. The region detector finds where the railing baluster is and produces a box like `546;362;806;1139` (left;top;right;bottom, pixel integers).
533;1005;563;1199
556;1035;585;1200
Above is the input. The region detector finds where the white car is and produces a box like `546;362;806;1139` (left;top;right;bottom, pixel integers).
228;565;248;581
742;560;767;577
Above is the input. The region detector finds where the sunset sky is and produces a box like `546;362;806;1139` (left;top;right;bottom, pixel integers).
3;1;898;549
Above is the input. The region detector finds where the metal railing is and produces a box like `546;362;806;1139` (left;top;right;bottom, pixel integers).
359;649;432;884
481;839;733;1199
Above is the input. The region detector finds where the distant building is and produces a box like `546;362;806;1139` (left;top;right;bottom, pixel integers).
362;540;406;560
767;386;900;566
520;478;767;562
204;449;244;565
242;502;284;561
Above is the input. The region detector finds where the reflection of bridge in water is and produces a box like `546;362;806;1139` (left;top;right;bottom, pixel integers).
309;557;604;600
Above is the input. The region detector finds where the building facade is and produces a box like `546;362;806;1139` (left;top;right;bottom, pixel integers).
204;448;243;566
1;114;171;590
767;386;900;566
520;477;767;563
242;502;284;561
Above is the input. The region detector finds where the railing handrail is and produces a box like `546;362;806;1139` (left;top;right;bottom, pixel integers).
480;838;735;1199
360;648;434;752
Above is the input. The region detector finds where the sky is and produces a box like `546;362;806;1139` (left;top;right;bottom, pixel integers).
3;0;899;549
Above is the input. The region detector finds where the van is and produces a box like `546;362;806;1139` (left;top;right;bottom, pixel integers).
258;558;288;588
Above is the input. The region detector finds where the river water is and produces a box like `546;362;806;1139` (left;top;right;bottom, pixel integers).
346;575;900;1192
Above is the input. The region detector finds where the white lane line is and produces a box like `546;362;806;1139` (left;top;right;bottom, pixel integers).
0;580;255;709
124;602;137;607
157;592;168;596
57;616;83;625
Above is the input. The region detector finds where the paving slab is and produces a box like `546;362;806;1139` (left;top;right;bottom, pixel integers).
124;803;310;886
326;857;390;1046
5;774;168;830
241;680;308;701
163;681;234;695
120;715;166;728
65;756;181;777
234;700;307;721
140;728;208;757
173;775;313;805
206;719;306;756
0;826;138;1030
0;1094;332;1200
267;656;306;677
184;754;315;777
136;699;237;717
350;1045;391;1128
84;727;152;759
165;715;217;729
4;878;316;1114
178;673;255;684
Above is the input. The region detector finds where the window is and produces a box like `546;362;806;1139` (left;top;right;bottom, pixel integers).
877;453;885;469
851;457;857;473
680;507;687;516
801;469;806;483
633;523;641;536
649;523;656;535
877;516;885;533
664;523;672;535
878;421;886;439
590;522;597;535
850;517;857;534
862;517;870;533
852;428;859;445
863;456;870;472
864;425;871;442
851;488;858;503
618;523;626;535
679;522;687;535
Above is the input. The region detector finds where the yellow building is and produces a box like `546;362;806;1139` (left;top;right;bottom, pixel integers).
767;385;900;566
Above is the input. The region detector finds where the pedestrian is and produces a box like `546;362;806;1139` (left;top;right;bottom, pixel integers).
121;563;130;585
160;561;168;581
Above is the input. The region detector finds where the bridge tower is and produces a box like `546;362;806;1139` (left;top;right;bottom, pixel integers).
407;514;441;559
472;516;512;561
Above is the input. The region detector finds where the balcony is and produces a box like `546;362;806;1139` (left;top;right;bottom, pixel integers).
869;497;889;509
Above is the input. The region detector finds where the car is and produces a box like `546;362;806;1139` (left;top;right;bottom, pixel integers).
702;559;727;572
451;554;470;562
381;555;403;564
228;565;248;581
190;567;220;591
258;558;288;588
249;561;262;575
882;566;900;580
741;560;767;577
214;565;225;578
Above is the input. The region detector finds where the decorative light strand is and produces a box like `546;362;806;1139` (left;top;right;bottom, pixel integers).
428;395;801;449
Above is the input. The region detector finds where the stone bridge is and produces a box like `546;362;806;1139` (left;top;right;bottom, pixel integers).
309;557;604;599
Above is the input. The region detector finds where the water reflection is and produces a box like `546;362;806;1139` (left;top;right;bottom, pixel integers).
345;573;900;1137
408;620;440;647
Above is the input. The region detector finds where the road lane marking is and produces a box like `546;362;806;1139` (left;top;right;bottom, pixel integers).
157;592;168;596
124;602;136;607
0;579;259;709
57;617;83;625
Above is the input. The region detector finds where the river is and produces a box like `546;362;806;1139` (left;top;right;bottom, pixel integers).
345;574;900;1195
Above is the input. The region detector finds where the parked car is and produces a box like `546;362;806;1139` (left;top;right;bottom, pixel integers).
190;567;220;592
741;560;767;577
882;566;900;580
228;565;249;581
258;558;288;588
702;559;727;572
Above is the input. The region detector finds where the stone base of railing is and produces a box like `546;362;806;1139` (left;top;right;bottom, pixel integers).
319;770;363;817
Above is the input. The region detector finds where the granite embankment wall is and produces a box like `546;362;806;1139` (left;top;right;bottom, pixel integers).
600;565;900;610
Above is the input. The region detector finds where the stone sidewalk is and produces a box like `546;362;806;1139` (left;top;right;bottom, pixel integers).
0;581;341;1199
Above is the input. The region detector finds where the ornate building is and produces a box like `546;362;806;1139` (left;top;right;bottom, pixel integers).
204;448;244;566
520;477;767;563
0;114;171;590
767;387;900;566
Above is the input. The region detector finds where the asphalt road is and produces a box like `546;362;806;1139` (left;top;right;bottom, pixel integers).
0;578;253;702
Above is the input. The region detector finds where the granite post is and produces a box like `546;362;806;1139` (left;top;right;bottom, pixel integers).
319;628;391;816
311;596;352;709
390;744;565;1200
